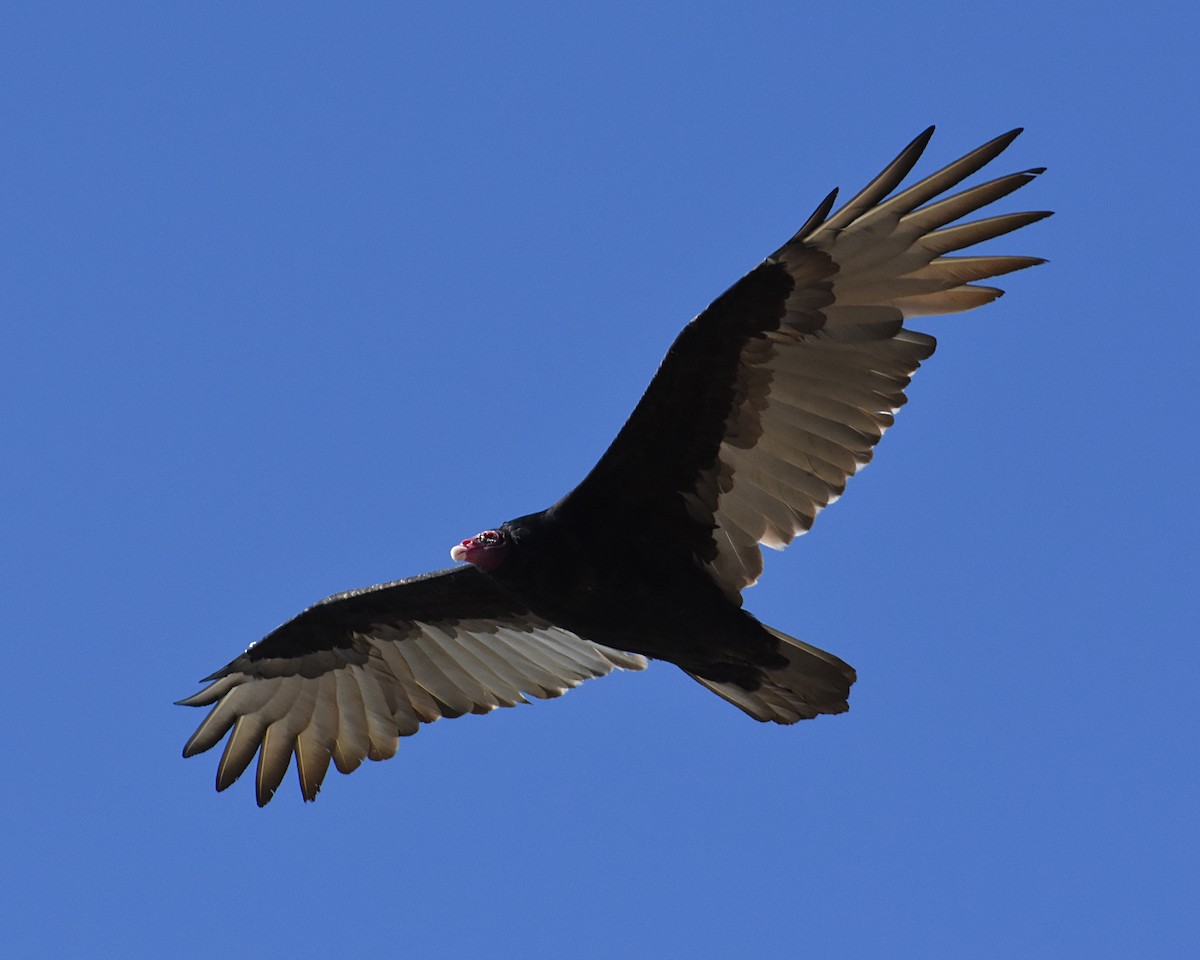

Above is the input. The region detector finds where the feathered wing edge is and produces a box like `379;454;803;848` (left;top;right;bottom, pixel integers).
794;126;1050;317
696;127;1049;597
179;611;645;806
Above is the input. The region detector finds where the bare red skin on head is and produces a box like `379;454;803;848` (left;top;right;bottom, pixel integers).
450;529;509;572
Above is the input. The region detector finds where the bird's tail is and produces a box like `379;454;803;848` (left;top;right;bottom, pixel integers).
686;625;856;724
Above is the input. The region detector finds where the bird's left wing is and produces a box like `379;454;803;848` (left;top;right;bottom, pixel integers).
565;127;1048;599
179;565;645;805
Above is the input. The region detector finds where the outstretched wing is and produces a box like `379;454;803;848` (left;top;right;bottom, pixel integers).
565;127;1048;599
179;566;646;805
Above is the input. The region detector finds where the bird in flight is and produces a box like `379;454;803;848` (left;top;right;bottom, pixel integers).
180;127;1048;805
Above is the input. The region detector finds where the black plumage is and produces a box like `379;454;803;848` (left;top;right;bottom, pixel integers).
180;127;1049;804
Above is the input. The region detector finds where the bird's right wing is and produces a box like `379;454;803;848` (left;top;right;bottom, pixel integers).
179;565;646;805
565;128;1048;600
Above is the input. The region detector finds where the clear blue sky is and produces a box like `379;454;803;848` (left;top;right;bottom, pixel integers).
2;2;1195;957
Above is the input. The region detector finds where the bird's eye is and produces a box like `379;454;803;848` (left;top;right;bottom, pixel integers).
478;530;501;544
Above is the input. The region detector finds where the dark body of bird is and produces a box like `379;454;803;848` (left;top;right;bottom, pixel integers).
181;127;1048;805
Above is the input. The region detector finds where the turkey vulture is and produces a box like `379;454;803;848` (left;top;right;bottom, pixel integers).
180;127;1048;805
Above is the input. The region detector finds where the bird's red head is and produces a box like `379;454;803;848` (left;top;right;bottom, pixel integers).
450;529;510;572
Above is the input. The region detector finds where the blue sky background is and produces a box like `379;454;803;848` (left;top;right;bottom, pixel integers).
3;2;1195;957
